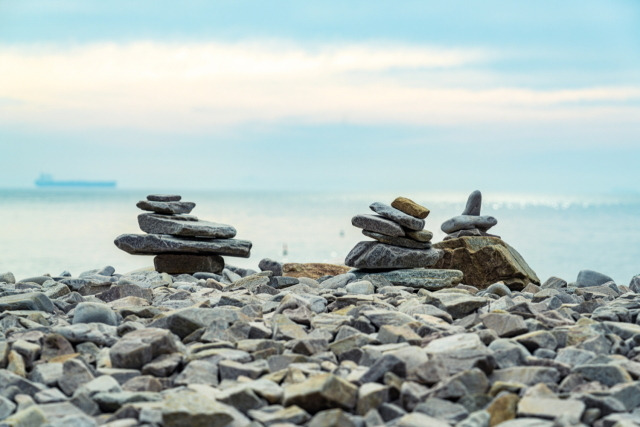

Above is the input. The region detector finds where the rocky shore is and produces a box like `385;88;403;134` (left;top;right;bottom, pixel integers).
1;192;640;427
1;263;640;427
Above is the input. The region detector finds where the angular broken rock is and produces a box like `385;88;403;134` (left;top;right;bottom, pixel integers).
114;234;252;257
283;373;358;413
369;202;425;231
283;263;351;279
345;241;442;270
154;254;225;274
109;328;181;369
138;213;237;238
136;200;195;215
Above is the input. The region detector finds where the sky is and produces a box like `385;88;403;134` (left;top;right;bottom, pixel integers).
1;0;639;193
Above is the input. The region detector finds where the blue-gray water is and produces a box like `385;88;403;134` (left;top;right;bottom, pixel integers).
1;189;639;285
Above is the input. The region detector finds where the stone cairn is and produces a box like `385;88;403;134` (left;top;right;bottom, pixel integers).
434;190;540;290
344;197;442;269
441;190;499;240
114;194;252;274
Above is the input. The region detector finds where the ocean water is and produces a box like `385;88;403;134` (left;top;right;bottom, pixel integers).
1;189;639;285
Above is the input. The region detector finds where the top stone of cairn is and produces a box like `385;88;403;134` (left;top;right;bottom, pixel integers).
147;194;181;202
391;196;430;219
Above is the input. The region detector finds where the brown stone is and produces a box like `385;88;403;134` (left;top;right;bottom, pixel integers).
391;197;430;219
487;392;519;426
41;333;76;362
433;236;539;290
283;263;351;279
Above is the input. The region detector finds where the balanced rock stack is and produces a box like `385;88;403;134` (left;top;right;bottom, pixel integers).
434;190;540;290
441;190;499;240
345;197;443;269
114;194;252;274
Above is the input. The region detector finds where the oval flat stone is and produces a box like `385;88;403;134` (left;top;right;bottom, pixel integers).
113;234;252;258
344;241;442;269
138;213;237;238
369;202;425;231
352;214;405;237
441;215;497;234
362;230;431;250
136;200;195;215
147;194;181;202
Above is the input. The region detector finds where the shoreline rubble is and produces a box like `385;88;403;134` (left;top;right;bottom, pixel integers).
1;192;640;426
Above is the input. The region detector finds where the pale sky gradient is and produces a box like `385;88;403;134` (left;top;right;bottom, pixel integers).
1;0;639;193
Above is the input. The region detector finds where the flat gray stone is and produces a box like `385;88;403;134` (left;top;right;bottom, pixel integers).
114;233;252;257
462;190;482;215
352;214;405;237
369;202;425;231
154;254;224;274
441;215;497;234
345;241;442;270
481;313;528;337
362;230;431;249
136;200;195;215
147;194;181;202
0;292;54;312
138;213;236;238
352;268;463;290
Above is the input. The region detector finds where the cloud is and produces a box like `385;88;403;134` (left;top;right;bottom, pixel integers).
1;40;639;132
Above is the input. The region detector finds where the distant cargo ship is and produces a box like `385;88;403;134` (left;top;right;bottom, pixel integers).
35;174;117;188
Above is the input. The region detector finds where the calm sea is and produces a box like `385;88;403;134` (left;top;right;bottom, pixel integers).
1;189;639;285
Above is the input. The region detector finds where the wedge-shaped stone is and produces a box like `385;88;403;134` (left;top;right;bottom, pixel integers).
345;241;442;270
370;202;425;231
138;213;236;238
114;234;251;257
136;200;195;215
0;292;54;313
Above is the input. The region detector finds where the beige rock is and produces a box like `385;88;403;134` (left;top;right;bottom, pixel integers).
391;197;430;219
283;263;351;279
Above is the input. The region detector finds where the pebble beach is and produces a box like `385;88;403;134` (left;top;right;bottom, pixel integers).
2;193;640;427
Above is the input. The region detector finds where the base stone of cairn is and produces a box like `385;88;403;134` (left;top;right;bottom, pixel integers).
433;190;539;290
344;197;463;290
114;194;251;274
